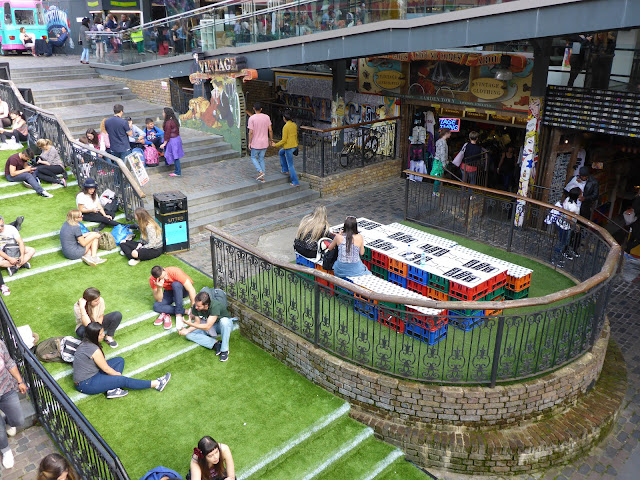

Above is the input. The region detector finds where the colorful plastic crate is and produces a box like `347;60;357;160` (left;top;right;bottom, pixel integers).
506;273;532;292
295;253;316;268
449;280;489;302
485;308;503;316
488;271;507;290
354;294;378;320
314;264;334;291
427;274;449;294
407;279;428;296
388;272;408;289
407;307;447;329
407;264;429;285
405;323;447;345
371;250;389;269
363;260;372;271
363;246;372;262
371;264;388;281
505;287;530;299
449;309;485;331
297;271;315;282
425;286;449;302
484;286;505;300
388;257;408;277
377;308;405;333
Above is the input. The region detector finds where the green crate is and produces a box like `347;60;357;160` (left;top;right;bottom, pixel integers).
363;247;372;262
371;264;388;281
482;286;506;301
505;287;530;299
428;274;449;293
380;300;405;312
297;272;315;282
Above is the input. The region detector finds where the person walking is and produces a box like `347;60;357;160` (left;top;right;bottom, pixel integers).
432;128;451;196
159;107;184;177
79;17;90;64
247;102;273;183
104;104;132;161
0;338;27;469
272;110;299;187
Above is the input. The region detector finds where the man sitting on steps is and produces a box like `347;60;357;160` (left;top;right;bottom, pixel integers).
0;215;35;277
45;27;69;56
150;265;196;331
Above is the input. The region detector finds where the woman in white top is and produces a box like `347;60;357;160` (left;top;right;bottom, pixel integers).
0;100;10;128
75;178;120;230
553;187;581;266
327;216;371;278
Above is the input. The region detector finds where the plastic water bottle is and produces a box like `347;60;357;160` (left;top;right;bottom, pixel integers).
420;251;427;266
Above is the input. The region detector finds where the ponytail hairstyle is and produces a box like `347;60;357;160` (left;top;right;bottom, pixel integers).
194;436;224;479
82;287;101;321
343;216;358;253
37;453;76;480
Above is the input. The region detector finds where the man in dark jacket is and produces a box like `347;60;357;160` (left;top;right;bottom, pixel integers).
577;166;599;219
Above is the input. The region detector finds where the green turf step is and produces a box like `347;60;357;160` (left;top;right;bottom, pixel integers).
375;457;432;480
249;417;370;480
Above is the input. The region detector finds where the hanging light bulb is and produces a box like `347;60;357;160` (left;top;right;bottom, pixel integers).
495;54;513;81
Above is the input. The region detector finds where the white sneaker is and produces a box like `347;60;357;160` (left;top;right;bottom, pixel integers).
6;426;16;437
128;258;140;266
94;256;108;265
39;191;53;198
2;449;14;469
175;315;184;330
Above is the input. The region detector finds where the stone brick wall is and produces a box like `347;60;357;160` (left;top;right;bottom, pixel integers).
243;80;273;111
230;299;620;474
301;158;402;196
99;75;172;106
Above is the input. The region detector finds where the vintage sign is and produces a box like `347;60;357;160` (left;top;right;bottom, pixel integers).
198;56;246;75
358;58;408;95
470;78;507;100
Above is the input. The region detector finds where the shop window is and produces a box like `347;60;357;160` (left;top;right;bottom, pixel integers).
14;9;35;25
4;3;12;25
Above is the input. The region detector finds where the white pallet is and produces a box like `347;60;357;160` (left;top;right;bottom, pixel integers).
449;245;532;279
385;222;458;248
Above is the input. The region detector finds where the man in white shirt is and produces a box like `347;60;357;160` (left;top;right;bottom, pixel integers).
0;215;35;276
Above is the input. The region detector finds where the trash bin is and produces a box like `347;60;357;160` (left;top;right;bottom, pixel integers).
153;191;189;253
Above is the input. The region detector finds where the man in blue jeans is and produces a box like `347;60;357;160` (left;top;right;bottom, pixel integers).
179;289;233;362
4;149;53;198
104;104;132;161
150;265;196;331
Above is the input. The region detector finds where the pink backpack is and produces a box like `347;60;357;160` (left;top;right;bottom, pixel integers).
144;145;159;166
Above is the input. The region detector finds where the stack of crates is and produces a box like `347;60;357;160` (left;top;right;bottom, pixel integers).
295;253;317;282
505;265;533;300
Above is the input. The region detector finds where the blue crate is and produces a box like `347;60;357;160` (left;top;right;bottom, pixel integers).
449;309;485;331
295;253;316;269
354;300;378;320
405;323;447;345
388;272;408;289
407;265;429;285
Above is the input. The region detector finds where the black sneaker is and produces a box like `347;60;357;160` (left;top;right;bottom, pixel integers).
106;388;128;399
13;216;24;231
219;351;229;362
155;372;171;391
20;262;30;269
213;341;222;355
7;266;18;277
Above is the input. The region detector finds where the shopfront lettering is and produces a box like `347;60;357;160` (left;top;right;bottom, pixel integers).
199;57;241;74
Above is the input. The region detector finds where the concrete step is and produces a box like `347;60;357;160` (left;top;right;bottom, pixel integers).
146;148;238;174
189;185;320;231
66;111;163;133
11;65;95;76
32;85;132;102
37;93;138;109
30;83;131;96
13;72;100;83
184;176;290;207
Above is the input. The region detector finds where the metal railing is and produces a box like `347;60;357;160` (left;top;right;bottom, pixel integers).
88;0;522;66
0;299;129;479
0;79;145;220
301;117;399;177
207;174;619;386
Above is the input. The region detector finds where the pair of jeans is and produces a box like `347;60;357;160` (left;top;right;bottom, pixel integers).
81;211;120;228
153;281;188;315
251;148;267;174
120;240;162;261
279;147;299;185
554;225;570;260
173;159;181;176
81;47;90;62
36;164;67;184
185;317;233;352
76;357;151;394
75;311;122;339
0;391;24;452
0;130;27;143
6;171;44;194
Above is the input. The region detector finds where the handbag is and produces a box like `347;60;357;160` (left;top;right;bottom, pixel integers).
293;147;299;156
452;142;467;167
318;237;338;271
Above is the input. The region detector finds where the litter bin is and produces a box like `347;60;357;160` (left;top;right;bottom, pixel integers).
153;191;189;253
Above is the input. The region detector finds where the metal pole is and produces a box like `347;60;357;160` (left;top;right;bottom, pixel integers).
320;137;325;178
302;133;307;173
404;177;409;220
210;235;217;289
506;198;517;252
490;316;505;387
314;282;320;346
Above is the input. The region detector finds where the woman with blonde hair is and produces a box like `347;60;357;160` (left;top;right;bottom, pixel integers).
98;118;110;153
294;206;330;258
35;138;67;186
119;207;163;266
37;453;76;480
59;209;102;266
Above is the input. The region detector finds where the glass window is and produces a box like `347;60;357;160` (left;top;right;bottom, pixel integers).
36;4;44;25
4;3;12;25
15;10;35;25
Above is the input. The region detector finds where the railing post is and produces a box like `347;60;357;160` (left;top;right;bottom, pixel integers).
302;133;307;174
210;235;217;289
506;198;518;252
360;126;365;168
490;316;505;387
320;137;325;178
590;241;601;277
404;177;409;220
313;281;320;346
589;286;607;351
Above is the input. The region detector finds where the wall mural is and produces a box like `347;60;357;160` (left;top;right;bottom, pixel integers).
515;97;543;226
45;5;73;48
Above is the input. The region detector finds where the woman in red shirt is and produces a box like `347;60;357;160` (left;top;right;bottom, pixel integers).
160;107;184;177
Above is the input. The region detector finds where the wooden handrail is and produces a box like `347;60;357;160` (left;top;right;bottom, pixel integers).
300;116;400;134
0;79;146;199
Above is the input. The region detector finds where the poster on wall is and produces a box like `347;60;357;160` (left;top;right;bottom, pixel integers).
44;5;73;47
405;50;534;112
358;57;408;95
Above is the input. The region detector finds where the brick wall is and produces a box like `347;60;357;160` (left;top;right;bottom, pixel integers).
301;158;402;196
243;80;273;111
99;75;172;106
230;299;621;473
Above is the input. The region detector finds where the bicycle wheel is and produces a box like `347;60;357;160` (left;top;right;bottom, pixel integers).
340;147;352;168
363;136;378;162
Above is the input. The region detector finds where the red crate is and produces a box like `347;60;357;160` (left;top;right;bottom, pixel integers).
363;260;372;271
488;271;507;290
507;273;531;292
377;308;405;333
388;257;408;277
371;250;389;269
314;264;334;291
425;287;449;302
449;280;489;302
407;307;447;329
407;279;428;296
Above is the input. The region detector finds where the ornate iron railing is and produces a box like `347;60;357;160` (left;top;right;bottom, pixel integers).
301;117;399;177
0;299;129;479
207;175;619;386
0;79;145;221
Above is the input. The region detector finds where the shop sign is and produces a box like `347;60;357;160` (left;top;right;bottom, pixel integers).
465;111;487;120
441;107;464;117
198;56;245;75
439;117;461;132
490;114;514;123
470;78;507;100
359;58;408;95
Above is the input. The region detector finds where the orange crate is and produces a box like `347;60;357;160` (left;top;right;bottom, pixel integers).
506;273;531;292
488;271;507;289
314;264;334;291
485;309;503;316
377;309;405;333
371;250;389;269
407;307;447;329
388;257;408;277
425;287;449;302
448;280;489;302
407;280;428;296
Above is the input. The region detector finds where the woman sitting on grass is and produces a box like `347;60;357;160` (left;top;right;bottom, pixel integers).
327;215;371;278
37;453;76;480
190;436;235;480
73;287;121;347
72;321;171;399
60;209;103;267
119;208;163;266
294;206;330;259
35;139;67;187
76;178;120;231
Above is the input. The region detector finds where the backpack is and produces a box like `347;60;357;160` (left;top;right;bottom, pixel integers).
60;336;82;362
98;231;116;250
34;337;64;363
144;145;159;166
200;287;227;310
